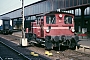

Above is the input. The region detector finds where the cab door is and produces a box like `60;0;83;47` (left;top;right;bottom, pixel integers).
40;19;44;38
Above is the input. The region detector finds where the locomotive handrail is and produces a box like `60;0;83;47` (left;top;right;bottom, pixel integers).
46;24;58;27
62;24;73;27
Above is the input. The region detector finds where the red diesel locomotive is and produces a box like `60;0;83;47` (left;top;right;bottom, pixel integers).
25;11;79;50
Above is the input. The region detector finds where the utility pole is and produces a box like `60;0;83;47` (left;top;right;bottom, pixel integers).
20;0;27;46
21;0;25;39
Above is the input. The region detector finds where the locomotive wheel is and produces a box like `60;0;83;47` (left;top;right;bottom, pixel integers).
69;38;76;50
45;41;53;50
45;36;53;50
32;34;36;39
3;32;8;35
29;42;35;46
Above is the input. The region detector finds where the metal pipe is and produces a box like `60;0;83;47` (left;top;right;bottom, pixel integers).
22;0;25;39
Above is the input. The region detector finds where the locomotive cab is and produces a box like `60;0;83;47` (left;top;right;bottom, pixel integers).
26;11;79;50
45;12;74;34
44;11;78;50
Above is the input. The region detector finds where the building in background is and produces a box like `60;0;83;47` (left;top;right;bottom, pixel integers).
0;0;90;33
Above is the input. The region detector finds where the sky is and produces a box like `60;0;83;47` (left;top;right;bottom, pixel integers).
0;0;41;15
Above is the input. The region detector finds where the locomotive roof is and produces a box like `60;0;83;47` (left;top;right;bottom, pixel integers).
45;11;74;15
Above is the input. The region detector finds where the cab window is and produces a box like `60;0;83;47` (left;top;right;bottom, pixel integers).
36;17;41;25
64;15;72;24
46;15;56;24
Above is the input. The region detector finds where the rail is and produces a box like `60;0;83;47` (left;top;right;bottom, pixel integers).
76;44;90;52
0;41;31;60
0;57;3;60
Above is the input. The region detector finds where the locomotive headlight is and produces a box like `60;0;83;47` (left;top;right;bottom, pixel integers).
46;29;50;33
71;29;75;32
59;14;62;18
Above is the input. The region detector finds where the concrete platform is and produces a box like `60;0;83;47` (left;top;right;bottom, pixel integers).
78;38;90;46
77;38;90;53
12;31;22;37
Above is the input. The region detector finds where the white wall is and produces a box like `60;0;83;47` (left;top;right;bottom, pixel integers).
0;20;2;26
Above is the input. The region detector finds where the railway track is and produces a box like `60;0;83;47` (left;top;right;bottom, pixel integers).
49;49;90;60
0;34;90;60
0;41;30;60
0;34;50;60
